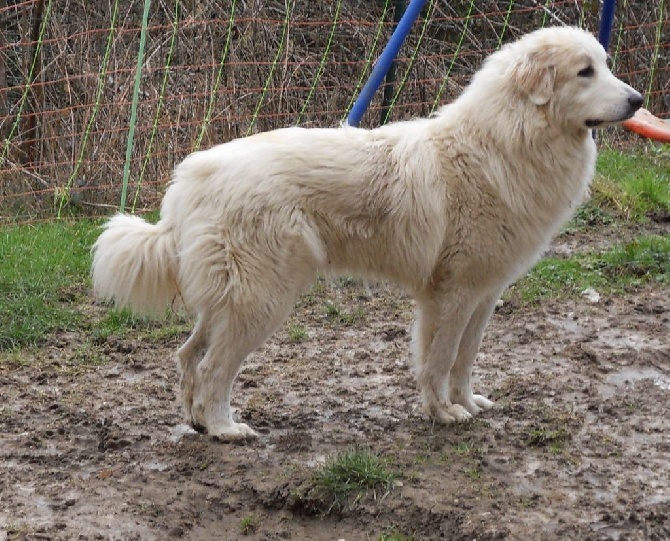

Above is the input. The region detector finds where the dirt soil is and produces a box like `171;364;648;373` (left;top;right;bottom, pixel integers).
1;229;669;540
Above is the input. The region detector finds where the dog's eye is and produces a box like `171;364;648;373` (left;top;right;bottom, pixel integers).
577;65;594;78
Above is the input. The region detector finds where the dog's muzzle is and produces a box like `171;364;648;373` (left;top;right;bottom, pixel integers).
585;90;644;128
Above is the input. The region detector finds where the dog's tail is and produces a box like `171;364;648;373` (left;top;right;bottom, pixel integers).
91;214;180;315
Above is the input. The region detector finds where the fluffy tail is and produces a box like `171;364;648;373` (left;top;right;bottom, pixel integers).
91;214;180;315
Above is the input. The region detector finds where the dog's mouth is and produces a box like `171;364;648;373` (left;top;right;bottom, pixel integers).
585;111;637;129
585;101;643;128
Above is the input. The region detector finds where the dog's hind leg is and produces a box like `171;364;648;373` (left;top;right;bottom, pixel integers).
189;288;307;441
190;317;263;441
448;292;499;415
186;212;323;440
176;313;208;429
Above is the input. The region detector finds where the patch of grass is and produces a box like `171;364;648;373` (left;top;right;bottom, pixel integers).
324;301;364;325
324;301;342;319
464;466;482;480
92;308;146;342
93;308;188;343
6;523;27;535
412;452;430;466
438;440;485;481
239;513;260;535
136;500;155;513
0;349;30;368
0;219;100;350
526;427;571;448
454;441;481;457
439;439;484;465
567;203;615;230
0;219;191;352
0;404;14;419
549;441;565;455
298;293;317;307
310;277;327;296
286;323;308;343
592;148;670;221
598;235;670;281
68;342;107;369
566;149;669;232
523;404;577;451
511;234;670;303
379;530;414;541
312;448;397;512
339;308;365;325
513;257;608;303
142;321;189;342
337;275;363;288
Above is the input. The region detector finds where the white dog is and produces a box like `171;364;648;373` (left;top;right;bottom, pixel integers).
92;27;642;441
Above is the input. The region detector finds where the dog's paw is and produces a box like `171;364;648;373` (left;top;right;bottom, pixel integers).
426;402;472;424
445;403;473;422
451;393;495;415
209;422;259;442
472;394;494;411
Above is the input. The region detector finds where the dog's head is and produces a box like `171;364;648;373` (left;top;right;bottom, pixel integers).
498;27;642;131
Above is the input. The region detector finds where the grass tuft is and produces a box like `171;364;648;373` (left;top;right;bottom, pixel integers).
597;236;670;281
312;448;397;512
324;301;364;325
379;531;414;541
239;513;260;535
286;323;308;343
526;427;571;448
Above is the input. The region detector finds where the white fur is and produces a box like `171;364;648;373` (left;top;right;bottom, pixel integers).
91;27;642;440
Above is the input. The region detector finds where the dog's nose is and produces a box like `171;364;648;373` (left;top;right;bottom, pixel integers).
628;92;643;111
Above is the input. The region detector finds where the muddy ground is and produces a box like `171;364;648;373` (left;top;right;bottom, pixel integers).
1;225;669;541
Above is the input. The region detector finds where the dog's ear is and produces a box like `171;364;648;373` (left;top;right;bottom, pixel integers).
511;53;556;106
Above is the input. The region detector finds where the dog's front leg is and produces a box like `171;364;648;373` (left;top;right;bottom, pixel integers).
415;289;477;423
448;291;500;415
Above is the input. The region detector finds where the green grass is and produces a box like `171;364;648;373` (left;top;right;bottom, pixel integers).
324;301;364;325
566;148;668;231
93;308;145;341
285;323;308;343
589;148;669;221
239;513;260;535
599;235;670;280
512;235;670;303
0;218;189;352
324;301;342;319
312;448;397;512
464;466;482;480
92;308;187;343
379;531;414;541
0;219;100;350
526;427;571;449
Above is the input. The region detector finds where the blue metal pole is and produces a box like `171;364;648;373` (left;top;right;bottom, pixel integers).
345;0;428;127
380;0;407;125
595;0;617;141
598;0;617;51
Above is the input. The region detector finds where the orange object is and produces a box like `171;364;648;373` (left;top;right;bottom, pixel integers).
622;108;670;143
